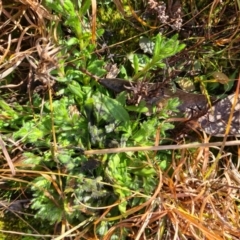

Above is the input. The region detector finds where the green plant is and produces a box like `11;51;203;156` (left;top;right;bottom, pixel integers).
5;27;181;238
2;1;240;239
129;34;185;81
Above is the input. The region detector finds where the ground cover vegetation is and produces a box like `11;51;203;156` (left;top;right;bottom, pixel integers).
0;0;240;239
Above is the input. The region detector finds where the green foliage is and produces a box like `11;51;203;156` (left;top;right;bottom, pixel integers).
106;152;157;213
2;0;240;239
45;0;92;48
0;1;185;238
2;32;181;237
130;34;186;81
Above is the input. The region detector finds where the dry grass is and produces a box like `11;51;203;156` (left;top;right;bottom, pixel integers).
102;146;240;239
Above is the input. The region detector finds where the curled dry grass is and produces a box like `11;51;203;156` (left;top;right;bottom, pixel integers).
0;0;60;95
1;141;240;239
102;146;240;240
